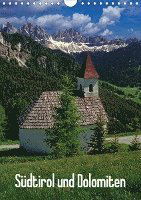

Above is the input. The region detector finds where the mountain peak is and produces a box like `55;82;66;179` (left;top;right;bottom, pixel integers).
1;22;17;34
53;28;87;43
19;23;49;42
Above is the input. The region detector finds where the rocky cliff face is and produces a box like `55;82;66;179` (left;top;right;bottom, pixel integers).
0;32;30;67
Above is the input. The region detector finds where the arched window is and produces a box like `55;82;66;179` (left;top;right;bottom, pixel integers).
89;84;93;92
80;84;82;92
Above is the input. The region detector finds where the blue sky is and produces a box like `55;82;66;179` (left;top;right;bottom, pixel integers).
0;0;141;39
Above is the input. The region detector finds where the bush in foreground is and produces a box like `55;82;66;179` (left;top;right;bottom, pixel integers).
108;136;119;153
129;135;141;151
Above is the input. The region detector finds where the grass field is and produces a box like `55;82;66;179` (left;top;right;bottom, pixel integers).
120;87;141;104
0;150;141;200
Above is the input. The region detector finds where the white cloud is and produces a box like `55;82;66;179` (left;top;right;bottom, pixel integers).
36;14;71;31
101;29;113;36
72;13;91;27
99;6;124;27
33;7;124;35
0;16;27;25
0;6;124;36
128;28;134;33
25;13;92;33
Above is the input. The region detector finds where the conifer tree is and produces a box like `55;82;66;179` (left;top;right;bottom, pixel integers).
46;76;82;158
89;120;105;154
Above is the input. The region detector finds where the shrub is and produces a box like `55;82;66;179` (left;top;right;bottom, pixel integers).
127;93;134;98
108;136;119;153
129;135;141;151
129;117;141;131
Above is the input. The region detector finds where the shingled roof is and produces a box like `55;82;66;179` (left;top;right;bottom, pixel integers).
19;91;108;129
79;55;99;79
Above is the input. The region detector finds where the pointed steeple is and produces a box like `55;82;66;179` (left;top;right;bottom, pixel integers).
79;55;99;79
77;55;99;97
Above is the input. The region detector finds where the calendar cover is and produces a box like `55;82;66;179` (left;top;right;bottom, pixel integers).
0;0;141;199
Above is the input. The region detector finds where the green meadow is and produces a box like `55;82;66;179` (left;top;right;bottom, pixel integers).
0;150;141;200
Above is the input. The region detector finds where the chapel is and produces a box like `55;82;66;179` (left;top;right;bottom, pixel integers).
19;55;108;153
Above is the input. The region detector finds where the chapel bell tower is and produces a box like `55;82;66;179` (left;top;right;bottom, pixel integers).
77;55;99;97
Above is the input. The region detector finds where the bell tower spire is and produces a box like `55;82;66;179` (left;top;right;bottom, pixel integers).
77;55;99;97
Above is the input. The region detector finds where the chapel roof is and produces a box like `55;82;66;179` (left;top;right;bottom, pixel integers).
78;55;99;79
19;91;108;129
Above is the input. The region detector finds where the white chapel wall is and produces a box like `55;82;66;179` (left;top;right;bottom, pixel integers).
19;129;51;154
19;126;95;154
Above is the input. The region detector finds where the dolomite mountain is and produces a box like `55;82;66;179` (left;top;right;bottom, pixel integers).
19;23;49;43
1;22;129;54
47;37;127;54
